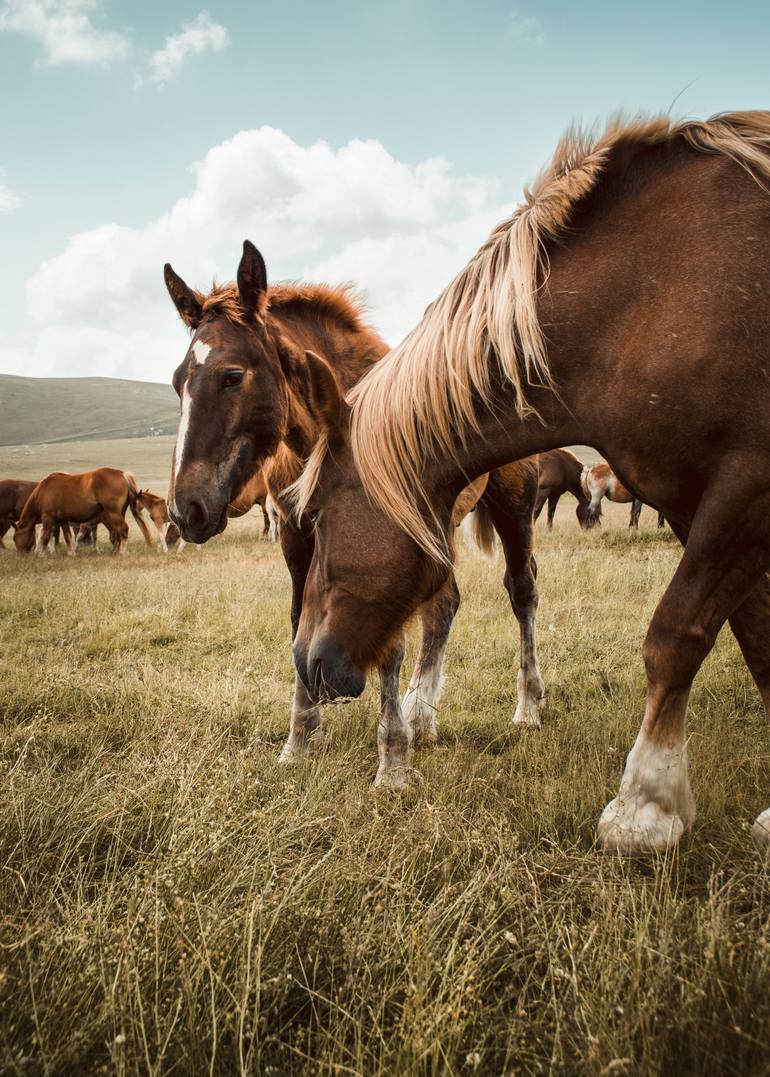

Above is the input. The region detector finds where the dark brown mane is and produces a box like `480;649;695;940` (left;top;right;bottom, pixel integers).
198;281;368;335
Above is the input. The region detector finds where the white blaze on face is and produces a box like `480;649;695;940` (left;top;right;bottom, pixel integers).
192;340;211;365
173;382;193;489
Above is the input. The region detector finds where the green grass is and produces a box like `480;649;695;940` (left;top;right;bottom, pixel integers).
0;375;177;447
1;486;770;1074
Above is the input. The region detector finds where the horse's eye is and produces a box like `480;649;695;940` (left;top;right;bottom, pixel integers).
306;509;320;527
222;369;244;388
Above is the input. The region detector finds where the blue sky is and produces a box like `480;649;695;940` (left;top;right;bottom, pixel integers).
1;0;769;382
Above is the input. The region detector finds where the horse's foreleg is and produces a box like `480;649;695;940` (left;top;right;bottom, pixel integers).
374;636;413;789
278;520;323;763
37;519;53;556
630;499;642;528
599;481;770;853
402;574;460;748
483;470;544;729
61;521;74;556
546;494;559;530
0;519;9;548
658;512;666;528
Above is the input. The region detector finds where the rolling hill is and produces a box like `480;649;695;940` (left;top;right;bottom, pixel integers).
0;374;178;446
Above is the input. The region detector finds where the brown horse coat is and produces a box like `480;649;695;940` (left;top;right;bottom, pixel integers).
291;110;770;850
534;449;593;529
0;479;37;547
15;468;153;554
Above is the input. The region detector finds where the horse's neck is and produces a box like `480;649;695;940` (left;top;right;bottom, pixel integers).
280;313;387;463
563;453;586;498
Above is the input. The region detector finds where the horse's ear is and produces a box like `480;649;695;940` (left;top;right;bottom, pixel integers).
237;240;268;320
164;264;203;329
304;350;346;437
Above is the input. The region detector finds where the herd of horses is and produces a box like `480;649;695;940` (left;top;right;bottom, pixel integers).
0;466;278;554
9;109;770;857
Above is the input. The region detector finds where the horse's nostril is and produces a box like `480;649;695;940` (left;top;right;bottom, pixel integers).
185;498;208;530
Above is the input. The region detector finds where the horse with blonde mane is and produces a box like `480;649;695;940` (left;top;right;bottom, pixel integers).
164;243;545;785
291;110;770;851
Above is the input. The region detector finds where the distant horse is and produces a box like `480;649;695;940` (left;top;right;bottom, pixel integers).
289;111;770;851
0;479;37;547
164;243;545;785
534;448;594;529
582;463;665;528
15;468;154;554
135;489;176;551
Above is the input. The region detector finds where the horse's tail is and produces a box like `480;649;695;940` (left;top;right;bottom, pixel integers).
468;502;497;559
579;465;592;500
125;472;154;547
580;465;602;526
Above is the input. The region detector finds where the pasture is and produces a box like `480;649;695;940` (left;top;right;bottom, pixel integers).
1;441;770;1075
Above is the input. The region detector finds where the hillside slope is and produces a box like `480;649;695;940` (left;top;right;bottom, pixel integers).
0;375;178;446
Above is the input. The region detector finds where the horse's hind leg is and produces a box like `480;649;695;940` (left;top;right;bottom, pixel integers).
546;494;559;530
402;574;460;748
374;636;413;789
599;480;770;853
483;464;544;729
630;500;642;528
0;519;9;548
658;512;666;528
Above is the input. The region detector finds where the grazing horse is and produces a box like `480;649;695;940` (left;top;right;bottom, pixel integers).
534;448;594;529
582;462;664;528
0;479;37;547
164;244;545;784
132;489;178;551
291;111;770;851
14;468;154;554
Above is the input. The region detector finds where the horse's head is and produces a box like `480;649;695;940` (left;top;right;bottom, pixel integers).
291;352;449;703
13;522;35;553
165;241;291;543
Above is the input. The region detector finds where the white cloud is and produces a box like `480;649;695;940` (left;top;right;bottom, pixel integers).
18;127;510;381
506;9;544;48
0;167;22;211
148;10;228;87
0;0;130;66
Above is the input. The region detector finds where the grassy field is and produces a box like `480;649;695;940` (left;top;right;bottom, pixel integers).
2;447;770;1075
0;376;178;447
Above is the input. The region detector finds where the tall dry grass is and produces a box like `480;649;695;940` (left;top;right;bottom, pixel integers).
1;501;769;1075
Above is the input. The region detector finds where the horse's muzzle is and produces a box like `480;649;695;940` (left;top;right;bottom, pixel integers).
293;635;367;703
172;496;228;544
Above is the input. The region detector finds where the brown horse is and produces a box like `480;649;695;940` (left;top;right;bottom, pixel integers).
583;463;666;529
534;448;594;529
0;479;37;547
15;468;154;554
291;111;770;850
164;244;545;783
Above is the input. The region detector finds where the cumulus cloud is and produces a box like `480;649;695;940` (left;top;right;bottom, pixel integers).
19;127;510;381
0;167;22;210
506;9;544;48
148;10;228;87
0;0;130;66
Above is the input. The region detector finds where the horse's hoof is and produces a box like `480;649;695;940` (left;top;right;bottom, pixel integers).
277;731;325;764
373;765;416;791
512;701;542;729
751;808;770;850
598;795;685;853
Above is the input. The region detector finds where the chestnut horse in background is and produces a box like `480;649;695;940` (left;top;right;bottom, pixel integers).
534;448;593;529
291;111;770;852
15;468;154;554
164;243;545;784
0;479;37;548
582;462;665;528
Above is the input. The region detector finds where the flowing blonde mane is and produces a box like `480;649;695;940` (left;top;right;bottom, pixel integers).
335;110;770;561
